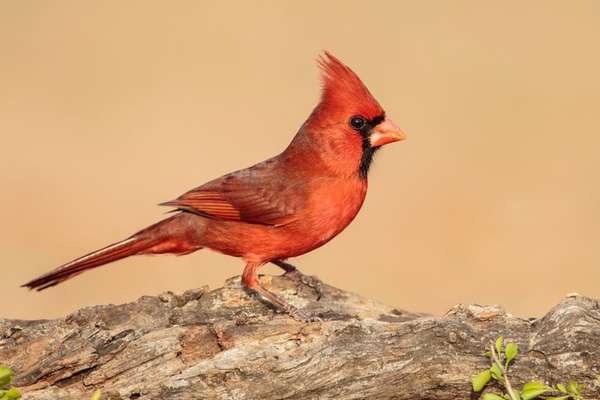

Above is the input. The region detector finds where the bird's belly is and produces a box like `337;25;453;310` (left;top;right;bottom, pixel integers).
292;205;360;251
201;182;366;262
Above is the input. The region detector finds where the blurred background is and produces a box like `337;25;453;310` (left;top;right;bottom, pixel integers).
1;1;599;320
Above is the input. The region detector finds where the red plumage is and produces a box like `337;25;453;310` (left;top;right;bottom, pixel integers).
23;52;406;321
315;51;384;124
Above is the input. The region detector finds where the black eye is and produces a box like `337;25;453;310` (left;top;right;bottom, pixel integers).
349;115;366;130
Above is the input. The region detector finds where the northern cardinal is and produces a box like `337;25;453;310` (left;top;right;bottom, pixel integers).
23;52;406;321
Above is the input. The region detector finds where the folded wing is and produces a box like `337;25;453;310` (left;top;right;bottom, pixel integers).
160;160;305;226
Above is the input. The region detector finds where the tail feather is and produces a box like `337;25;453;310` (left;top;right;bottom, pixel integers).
22;237;156;291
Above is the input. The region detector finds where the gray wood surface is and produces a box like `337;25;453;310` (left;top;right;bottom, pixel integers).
1;276;599;399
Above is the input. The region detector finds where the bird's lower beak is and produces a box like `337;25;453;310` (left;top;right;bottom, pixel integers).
369;117;406;147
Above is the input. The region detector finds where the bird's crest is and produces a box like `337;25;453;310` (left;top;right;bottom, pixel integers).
316;51;384;121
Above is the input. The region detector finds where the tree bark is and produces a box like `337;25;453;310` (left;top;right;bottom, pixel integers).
1;275;599;399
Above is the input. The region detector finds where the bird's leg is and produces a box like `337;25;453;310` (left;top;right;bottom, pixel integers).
242;262;320;322
272;260;323;301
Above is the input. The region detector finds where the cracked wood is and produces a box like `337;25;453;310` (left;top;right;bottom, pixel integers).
1;276;599;399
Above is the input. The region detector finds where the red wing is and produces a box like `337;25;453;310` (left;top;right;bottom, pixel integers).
160;161;304;226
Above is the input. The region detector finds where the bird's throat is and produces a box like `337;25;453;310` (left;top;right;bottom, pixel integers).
359;140;379;179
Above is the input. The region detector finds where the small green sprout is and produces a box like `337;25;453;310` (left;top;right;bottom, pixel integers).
471;337;589;400
0;367;21;400
545;381;587;400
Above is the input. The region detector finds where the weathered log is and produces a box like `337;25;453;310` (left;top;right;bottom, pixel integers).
1;275;599;399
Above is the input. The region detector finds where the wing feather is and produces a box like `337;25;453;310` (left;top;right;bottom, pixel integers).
160;160;303;226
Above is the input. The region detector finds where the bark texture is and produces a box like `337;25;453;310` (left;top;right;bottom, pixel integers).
1;275;599;399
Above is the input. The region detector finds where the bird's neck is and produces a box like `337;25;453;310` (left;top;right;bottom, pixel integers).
283;125;367;180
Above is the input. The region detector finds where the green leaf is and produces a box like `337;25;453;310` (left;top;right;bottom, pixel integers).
472;370;491;392
505;342;518;367
90;389;102;400
490;363;503;380
545;397;570;400
522;382;549;391
513;389;522;400
0;367;13;388
567;381;582;395
0;387;21;400
521;382;550;400
483;394;506;400
495;336;504;355
556;383;567;393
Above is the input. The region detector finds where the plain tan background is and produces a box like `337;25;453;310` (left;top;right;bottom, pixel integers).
1;1;599;320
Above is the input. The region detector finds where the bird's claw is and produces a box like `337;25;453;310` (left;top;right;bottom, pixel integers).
283;303;322;323
284;269;324;301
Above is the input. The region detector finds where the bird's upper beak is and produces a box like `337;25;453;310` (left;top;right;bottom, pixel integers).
369;117;406;147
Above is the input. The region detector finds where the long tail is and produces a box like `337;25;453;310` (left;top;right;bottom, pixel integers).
22;214;203;291
22;237;157;291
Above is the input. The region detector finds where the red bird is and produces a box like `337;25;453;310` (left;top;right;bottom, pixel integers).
23;52;406;320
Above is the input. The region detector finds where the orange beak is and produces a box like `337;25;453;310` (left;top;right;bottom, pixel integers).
369;117;406;147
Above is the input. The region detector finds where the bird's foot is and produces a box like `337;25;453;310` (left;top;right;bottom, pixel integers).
250;282;321;323
284;269;324;301
281;302;322;323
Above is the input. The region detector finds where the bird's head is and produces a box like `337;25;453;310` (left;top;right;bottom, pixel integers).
296;51;406;178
